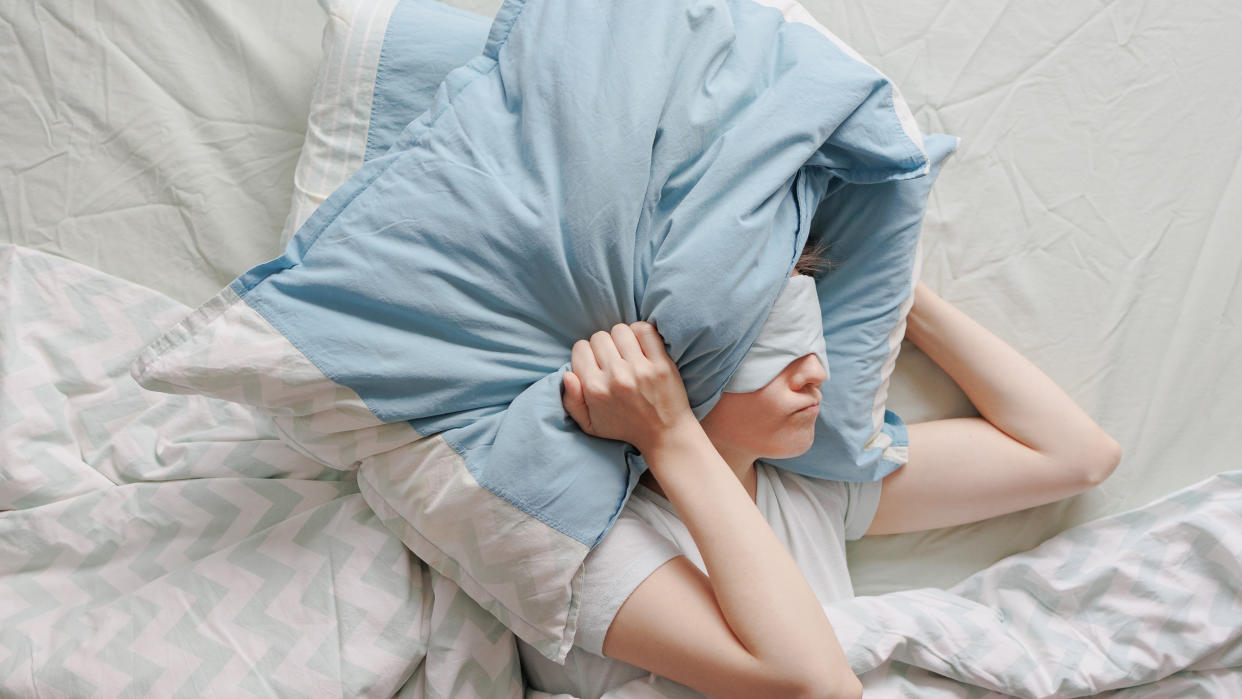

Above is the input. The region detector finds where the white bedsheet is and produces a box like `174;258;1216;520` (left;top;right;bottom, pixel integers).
0;0;324;306
799;0;1242;597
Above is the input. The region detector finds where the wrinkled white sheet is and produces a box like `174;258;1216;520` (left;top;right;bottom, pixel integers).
0;0;324;306
802;0;1242;598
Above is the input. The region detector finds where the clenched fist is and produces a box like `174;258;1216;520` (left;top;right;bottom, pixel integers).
561;321;696;454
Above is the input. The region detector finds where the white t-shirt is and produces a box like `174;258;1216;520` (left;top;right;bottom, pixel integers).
518;460;884;699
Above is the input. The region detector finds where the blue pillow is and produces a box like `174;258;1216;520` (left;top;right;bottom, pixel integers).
279;0;492;244
135;0;955;662
767;134;957;482
353;0;958;484
365;0;492;161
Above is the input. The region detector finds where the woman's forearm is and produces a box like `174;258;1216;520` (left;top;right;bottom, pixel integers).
904;282;1120;470
642;423;859;696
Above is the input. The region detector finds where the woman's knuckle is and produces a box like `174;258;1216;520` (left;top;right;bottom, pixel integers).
612;371;637;390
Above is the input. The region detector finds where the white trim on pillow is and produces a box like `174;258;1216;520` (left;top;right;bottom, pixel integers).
282;0;400;246
869;231;924;453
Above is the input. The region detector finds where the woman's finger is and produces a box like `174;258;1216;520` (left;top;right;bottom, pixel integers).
571;339;605;386
631;321;673;367
589;329;624;373
561;370;592;432
610;323;648;364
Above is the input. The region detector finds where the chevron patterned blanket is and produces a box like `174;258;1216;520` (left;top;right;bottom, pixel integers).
6;242;1242;697
0;245;523;697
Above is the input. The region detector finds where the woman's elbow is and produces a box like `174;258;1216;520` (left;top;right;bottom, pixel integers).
1080;434;1123;486
789;671;863;699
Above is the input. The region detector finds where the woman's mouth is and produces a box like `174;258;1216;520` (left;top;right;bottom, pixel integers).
795;402;820;414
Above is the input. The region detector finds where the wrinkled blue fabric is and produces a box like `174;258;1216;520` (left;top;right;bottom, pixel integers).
231;0;938;546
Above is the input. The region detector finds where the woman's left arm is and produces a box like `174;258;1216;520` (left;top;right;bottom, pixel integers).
865;282;1122;536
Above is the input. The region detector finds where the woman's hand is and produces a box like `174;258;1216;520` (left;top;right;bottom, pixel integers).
561;321;696;454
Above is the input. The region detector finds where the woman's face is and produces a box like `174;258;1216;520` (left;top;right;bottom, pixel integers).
701;351;826;463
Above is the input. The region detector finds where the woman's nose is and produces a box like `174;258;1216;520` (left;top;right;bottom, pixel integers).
792;352;827;388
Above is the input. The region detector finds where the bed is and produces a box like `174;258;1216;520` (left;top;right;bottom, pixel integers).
3;0;1240;696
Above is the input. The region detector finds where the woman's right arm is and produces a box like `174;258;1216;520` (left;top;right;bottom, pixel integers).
562;322;861;699
604;422;860;699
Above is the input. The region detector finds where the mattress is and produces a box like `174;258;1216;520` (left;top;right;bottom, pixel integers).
811;0;1242;595
0;0;325;306
2;0;1240;691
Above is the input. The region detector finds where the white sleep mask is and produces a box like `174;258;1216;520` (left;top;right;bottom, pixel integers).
723;274;829;393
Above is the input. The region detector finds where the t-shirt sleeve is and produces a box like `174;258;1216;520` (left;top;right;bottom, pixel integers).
573;503;682;657
842;478;884;541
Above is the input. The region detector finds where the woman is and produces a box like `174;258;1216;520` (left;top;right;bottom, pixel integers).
519;246;1123;699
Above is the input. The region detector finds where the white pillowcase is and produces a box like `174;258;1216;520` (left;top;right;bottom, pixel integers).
281;0;401;247
281;0;494;247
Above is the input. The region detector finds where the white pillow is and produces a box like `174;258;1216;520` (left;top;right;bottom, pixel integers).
280;0;491;246
282;0;398;246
